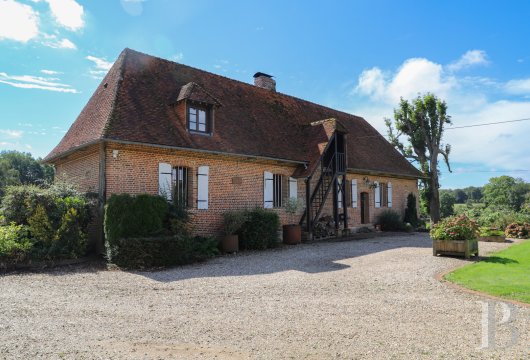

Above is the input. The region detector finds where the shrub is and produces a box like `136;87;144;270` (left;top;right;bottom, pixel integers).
222;210;247;235
0;184;91;261
108;235;219;269
375;209;405;231
104;193;169;244
430;215;480;241
479;227;504;237
238;208;280;250
403;193;418;228
504;222;530;239
0;223;32;266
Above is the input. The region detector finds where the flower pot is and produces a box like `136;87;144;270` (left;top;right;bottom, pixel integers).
283;224;301;245
432;238;478;259
221;234;239;253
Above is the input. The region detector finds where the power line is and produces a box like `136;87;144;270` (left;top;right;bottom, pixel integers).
446;117;530;130
451;169;530;174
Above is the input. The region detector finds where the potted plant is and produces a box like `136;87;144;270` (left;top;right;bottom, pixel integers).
431;214;479;259
221;211;246;253
283;198;303;245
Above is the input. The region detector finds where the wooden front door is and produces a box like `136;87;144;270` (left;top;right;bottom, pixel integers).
360;192;369;224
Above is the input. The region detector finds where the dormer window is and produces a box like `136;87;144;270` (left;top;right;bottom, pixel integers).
188;105;209;133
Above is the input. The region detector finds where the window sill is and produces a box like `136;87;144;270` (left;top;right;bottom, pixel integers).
188;130;212;137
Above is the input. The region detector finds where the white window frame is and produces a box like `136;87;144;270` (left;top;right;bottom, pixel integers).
351;179;358;208
197;166;209;210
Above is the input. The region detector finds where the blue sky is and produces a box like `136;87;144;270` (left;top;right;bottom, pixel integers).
1;0;529;189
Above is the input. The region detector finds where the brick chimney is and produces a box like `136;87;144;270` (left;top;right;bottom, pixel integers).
253;72;276;91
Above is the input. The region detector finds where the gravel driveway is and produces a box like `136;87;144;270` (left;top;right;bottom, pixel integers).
1;233;529;359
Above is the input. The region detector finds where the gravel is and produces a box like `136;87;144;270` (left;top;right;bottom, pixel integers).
1;233;529;359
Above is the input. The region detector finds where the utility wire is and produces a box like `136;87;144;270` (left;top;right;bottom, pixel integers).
446;117;530;130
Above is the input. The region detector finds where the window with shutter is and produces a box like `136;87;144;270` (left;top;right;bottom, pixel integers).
273;174;283;207
158;163;172;200
351;179;358;208
289;177;298;199
264;171;273;208
197;166;209;210
374;181;381;208
387;182;393;208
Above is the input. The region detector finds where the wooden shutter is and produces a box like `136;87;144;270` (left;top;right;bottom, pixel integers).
387;182;393;208
264;171;273;208
337;178;343;209
345;179;351;207
197;166;209;210
289;177;298;199
351;179;358;208
158;163;172;200
374;181;381;208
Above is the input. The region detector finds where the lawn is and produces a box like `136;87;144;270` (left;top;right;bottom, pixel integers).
446;240;530;303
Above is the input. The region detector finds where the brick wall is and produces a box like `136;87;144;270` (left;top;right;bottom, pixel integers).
54;147;100;193
53;142;418;238
105;143;302;235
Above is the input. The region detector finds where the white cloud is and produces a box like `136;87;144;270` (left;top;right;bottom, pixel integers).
505;78;530;95
41;69;61;75
351;50;530;179
447;50;489;72
86;55;113;71
355;58;456;104
0;129;23;138
0;0;39;42
86;55;113;79
171;52;184;62
41;33;76;49
0;71;78;93
45;0;84;30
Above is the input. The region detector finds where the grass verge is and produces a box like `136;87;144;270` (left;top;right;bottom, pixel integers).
445;240;530;304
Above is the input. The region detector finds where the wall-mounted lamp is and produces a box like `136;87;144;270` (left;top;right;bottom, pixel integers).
112;150;119;159
363;176;377;189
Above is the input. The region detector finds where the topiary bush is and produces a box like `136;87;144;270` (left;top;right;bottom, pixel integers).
104;193;169;263
403;193;419;228
238;208;280;250
375;209;406;231
504;222;530;239
430;214;480;241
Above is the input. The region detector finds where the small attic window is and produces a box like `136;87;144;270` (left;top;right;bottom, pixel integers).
188;104;211;134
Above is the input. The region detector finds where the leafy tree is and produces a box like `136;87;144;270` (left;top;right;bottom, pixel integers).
463;186;483;203
483;176;529;212
0;151;53;197
440;191;456;218
454;189;468;204
386;93;452;223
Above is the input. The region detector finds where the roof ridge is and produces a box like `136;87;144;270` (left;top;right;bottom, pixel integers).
122;48;365;123
101;49;128;139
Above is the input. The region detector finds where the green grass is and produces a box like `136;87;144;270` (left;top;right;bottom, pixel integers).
445;240;530;303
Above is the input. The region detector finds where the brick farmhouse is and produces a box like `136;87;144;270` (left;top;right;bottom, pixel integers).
44;48;421;246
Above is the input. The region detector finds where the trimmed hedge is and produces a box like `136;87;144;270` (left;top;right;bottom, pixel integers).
238;208;280;250
108;235;218;269
375;209;406;231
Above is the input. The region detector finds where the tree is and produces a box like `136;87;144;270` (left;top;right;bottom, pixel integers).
454;189;468;204
482;176;529;211
386;93;452;223
440;192;456;218
0;151;54;197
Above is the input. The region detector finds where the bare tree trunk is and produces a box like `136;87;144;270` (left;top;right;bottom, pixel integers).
430;172;441;224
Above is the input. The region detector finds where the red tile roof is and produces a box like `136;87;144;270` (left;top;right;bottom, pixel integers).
45;48;422;178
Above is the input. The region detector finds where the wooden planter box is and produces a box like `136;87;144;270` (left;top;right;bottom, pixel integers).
478;235;506;243
432;238;478;259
